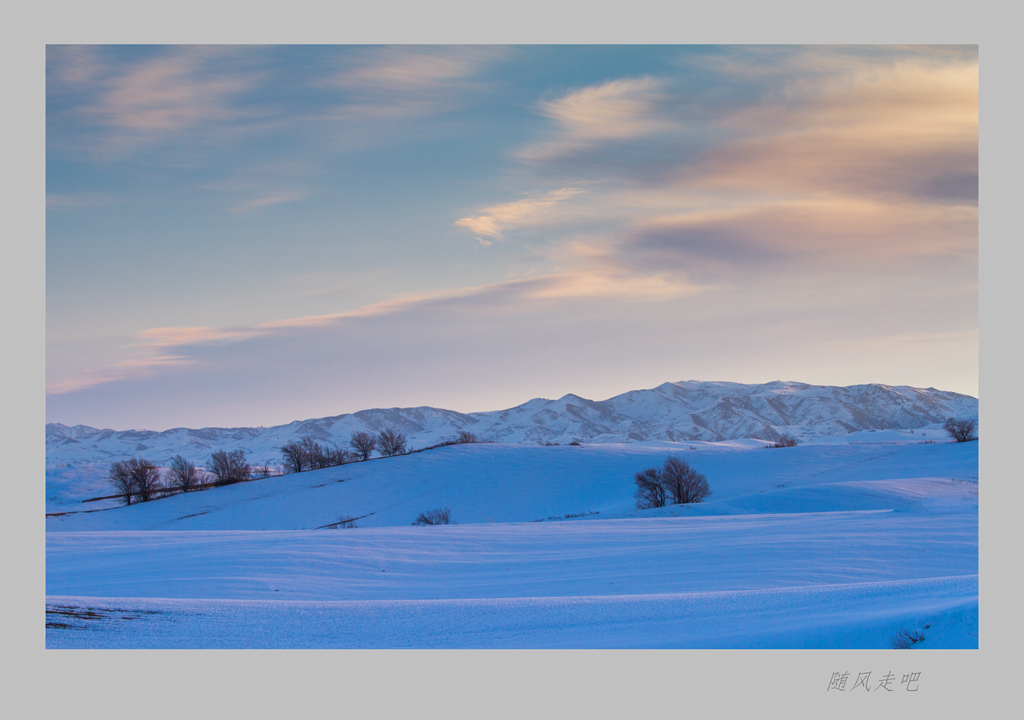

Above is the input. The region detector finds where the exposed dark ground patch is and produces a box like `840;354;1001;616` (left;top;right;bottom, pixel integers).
46;603;165;630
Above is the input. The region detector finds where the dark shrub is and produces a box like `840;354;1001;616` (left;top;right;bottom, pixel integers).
943;417;977;443
413;507;452;525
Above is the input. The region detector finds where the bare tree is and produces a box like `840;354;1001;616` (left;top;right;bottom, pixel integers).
634;455;711;509
350;431;378;461
943;417;977;443
109;459;135;506
767;434;798;449
207;449;251;485
413;507;452;525
327;447;357;466
661;455;711;504
634;467;667;509
457;430;478;444
378;427;408;457
132;459;162;502
280;441;307;473
283;436;354;472
168;455;200;493
109;457;162;505
301;436;329;469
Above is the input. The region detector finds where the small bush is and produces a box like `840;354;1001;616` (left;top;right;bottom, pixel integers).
766;434;798;449
413;507;452;525
456;430;478;444
891;628;925;649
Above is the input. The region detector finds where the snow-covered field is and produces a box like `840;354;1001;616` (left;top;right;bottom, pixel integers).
46;432;978;648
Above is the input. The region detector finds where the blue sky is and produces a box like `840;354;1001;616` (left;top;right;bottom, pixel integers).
46;45;978;430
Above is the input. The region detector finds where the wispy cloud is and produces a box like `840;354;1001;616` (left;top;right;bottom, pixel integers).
520;270;699;301
48;46;263;158
495;48;977;280
46;192;121;209
339;46;495;92
47;267;702;397
619;197;976;270
510;49;976;204
199;158;314;214
47;45;103;86
454;187;583;242
87;50;249;132
518;77;672;163
325;46;505;121
688;53;978;204
46;325;264;395
230;190;305;213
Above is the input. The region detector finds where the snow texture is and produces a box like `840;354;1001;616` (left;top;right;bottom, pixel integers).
47;421;978;649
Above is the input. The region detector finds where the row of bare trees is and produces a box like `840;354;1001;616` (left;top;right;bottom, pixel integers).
280;428;411;473
280;436;357;473
109;423;479;504
109;457;163;506
351;428;409;459
109;448;269;506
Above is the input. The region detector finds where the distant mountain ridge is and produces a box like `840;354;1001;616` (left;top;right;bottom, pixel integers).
46;380;978;467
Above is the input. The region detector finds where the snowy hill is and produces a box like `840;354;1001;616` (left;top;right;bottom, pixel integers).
46;380;977;469
47;436;978;532
47;437;978;648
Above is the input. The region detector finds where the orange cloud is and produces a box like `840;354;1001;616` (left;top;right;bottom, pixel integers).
455;187;583;241
681;55;978;203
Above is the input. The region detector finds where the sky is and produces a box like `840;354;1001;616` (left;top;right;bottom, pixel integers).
45;45;978;431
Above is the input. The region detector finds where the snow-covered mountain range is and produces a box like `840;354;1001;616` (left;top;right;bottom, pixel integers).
46;380;978;468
